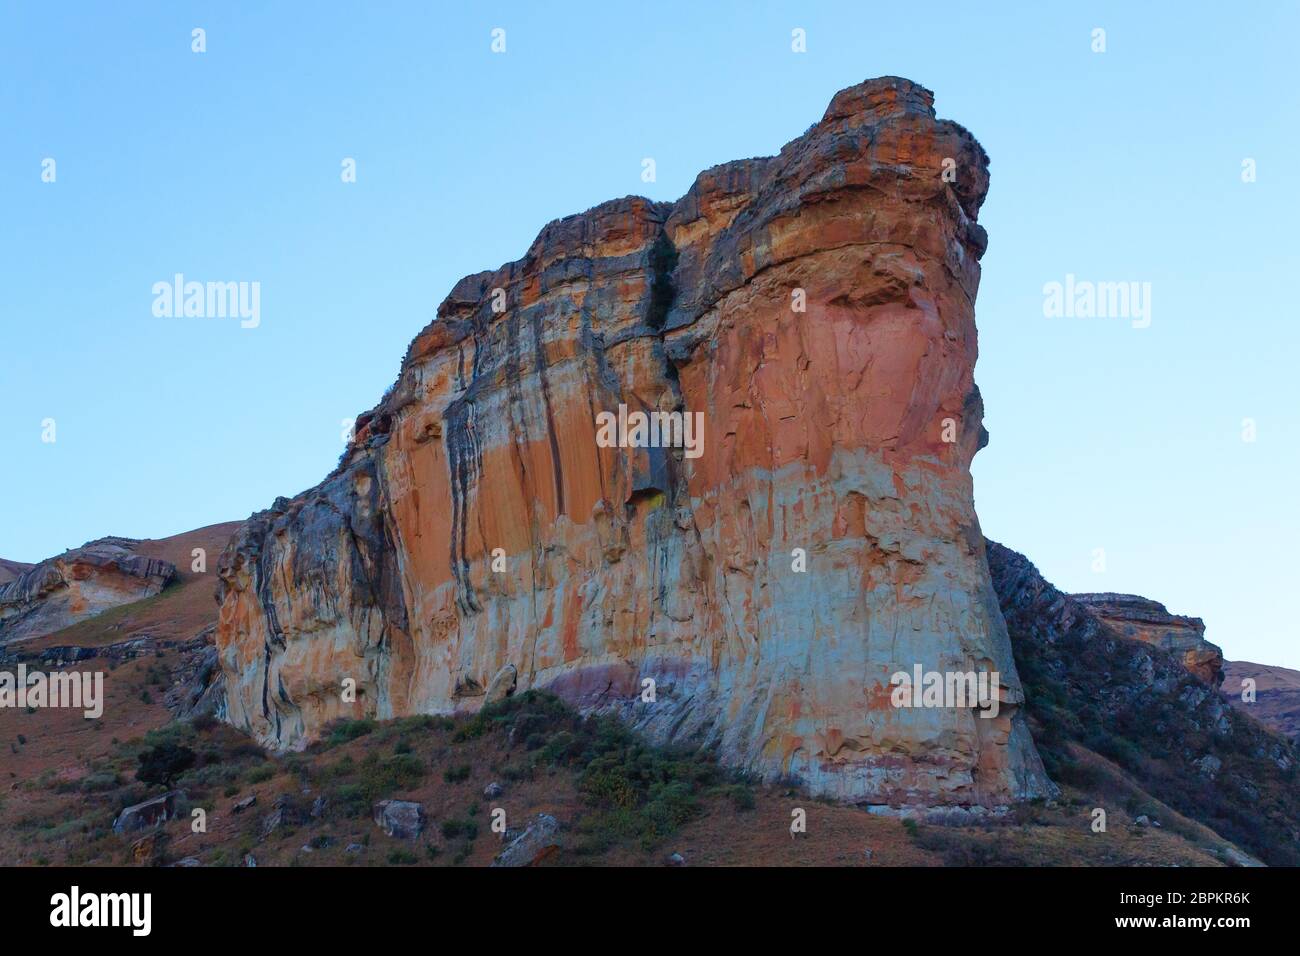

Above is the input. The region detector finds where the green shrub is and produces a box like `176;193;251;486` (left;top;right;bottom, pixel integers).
135;743;196;787
324;719;376;748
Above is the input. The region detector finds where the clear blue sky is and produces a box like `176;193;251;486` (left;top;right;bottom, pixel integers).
3;2;1297;667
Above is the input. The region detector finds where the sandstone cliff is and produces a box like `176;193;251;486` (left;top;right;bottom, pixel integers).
1073;592;1222;685
216;76;1056;807
0;537;176;644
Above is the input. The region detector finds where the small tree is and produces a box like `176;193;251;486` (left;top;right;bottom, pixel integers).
136;743;196;788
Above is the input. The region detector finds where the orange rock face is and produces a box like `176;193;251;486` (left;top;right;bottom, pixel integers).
216;77;1055;806
0;538;176;644
1073;593;1224;686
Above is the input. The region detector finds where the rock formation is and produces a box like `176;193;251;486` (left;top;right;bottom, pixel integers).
216;76;1057;807
1073;592;1222;685
0;537;176;644
987;539;1299;865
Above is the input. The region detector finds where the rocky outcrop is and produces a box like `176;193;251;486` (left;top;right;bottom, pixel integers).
1073;592;1222;685
216;76;1055;807
0;537;176;644
492;813;562;867
988;540;1300;866
113;790;183;835
373;799;426;839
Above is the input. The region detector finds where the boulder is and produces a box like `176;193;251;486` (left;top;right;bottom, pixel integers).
113;790;183;835
373;799;425;839
491;813;561;867
232;795;257;814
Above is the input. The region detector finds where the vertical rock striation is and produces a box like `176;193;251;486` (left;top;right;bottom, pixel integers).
216;77;1055;806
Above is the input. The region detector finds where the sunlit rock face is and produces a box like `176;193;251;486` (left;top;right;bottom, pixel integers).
1072;593;1223;686
0;538;176;644
216;76;1055;806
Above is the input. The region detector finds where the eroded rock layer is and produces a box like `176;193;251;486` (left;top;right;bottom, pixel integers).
0;538;176;644
1073;592;1223;685
216;77;1055;806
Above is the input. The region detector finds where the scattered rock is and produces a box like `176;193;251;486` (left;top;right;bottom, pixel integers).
310;795;329;818
130;832;167;865
242;854;257;867
482;782;503;799
232;795;257;814
373;799;425;839
492;813;561;867
1134;815;1150;827
665;852;686;867
1193;754;1222;779
113;790;183;835
345;843;364;854
260;794;310;838
173;857;201;867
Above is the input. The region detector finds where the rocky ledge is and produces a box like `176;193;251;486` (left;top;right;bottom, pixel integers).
1072;592;1222;685
0;537;176;644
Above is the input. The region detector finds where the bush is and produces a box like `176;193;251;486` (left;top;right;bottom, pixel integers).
440;818;478;840
325;719;376;748
244;764;274;784
135;743;196;787
80;772;120;794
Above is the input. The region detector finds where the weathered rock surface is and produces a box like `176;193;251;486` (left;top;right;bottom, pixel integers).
161;626;227;721
373;799;425;839
216;76;1054;807
1073;592;1222;685
0;537;176;644
113;790;183;835
492;813;561;867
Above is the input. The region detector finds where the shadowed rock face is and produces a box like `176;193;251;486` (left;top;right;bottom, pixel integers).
0;537;176;644
1072;593;1222;685
988;540;1300;865
216;76;1056;806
